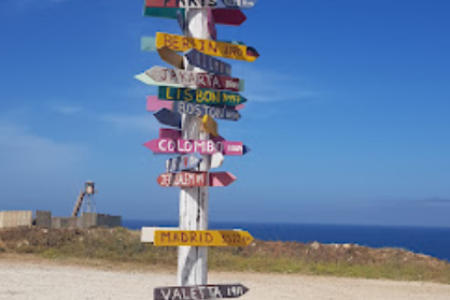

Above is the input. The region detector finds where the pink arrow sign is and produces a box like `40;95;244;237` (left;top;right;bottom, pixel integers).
157;172;236;187
144;139;247;156
158;128;247;154
144;129;250;156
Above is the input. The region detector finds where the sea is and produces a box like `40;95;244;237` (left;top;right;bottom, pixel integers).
123;220;450;262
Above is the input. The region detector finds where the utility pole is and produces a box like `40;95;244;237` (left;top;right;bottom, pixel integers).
178;8;212;286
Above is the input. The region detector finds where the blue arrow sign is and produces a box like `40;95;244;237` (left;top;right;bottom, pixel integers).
154;108;182;129
185;49;231;76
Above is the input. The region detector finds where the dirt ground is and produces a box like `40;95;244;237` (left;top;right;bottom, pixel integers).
1;257;450;300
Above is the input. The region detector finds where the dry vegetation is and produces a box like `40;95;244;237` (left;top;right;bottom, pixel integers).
1;227;450;284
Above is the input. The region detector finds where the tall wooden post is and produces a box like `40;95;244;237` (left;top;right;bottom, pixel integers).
178;8;212;286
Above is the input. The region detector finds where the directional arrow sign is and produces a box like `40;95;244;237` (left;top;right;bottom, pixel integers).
144;7;247;26
146;97;241;122
201;115;218;137
213;9;246;26
154;284;249;300
154;108;182;129
153;32;259;62
146;0;256;9
144;138;249;156
158;86;247;107
136;67;244;92
152;229;253;246
185;49;231;76
166;154;202;173
155;128;250;156
174;101;241;121
157;172;236;187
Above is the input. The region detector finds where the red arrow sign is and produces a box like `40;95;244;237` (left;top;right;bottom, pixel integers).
213;9;247;26
157;172;236;187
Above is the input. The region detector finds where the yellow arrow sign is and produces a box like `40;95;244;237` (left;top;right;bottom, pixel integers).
153;230;254;247
201;115;218;137
155;32;259;62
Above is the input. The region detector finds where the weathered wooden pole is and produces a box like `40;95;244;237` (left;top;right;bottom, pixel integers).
178;8;212;286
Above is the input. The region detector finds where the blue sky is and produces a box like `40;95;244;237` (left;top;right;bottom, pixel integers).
1;0;450;227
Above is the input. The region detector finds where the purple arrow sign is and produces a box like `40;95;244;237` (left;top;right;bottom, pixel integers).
185;49;231;77
147;96;241;121
154;108;182;129
147;96;245;112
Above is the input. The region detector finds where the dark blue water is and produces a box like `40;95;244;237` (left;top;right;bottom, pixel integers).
124;220;450;262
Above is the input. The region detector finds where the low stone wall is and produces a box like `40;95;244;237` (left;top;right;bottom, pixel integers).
0;211;33;228
48;212;121;229
36;211;52;228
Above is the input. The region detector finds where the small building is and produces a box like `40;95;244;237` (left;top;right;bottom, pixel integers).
0;211;33;229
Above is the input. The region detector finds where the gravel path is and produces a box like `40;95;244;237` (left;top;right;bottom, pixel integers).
1;259;449;300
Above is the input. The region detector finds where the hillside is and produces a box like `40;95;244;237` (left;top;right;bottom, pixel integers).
1;227;449;284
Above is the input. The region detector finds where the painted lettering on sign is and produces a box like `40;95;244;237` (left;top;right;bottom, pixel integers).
154;230;253;246
158;172;207;187
154;284;250;300
158;86;247;107
173;101;241;121
158;172;236;187
155;32;259;62
142;67;243;92
144;138;248;156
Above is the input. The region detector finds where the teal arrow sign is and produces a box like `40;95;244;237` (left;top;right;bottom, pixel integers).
158;86;247;107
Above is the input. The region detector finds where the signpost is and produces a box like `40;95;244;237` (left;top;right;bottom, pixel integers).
137;67;244;92
166;154;202;173
137;0;259;296
157;171;236;187
158;86;247;107
154;32;259;62
153;229;254;246
154;284;249;300
185;49;231;76
201;115;218;137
